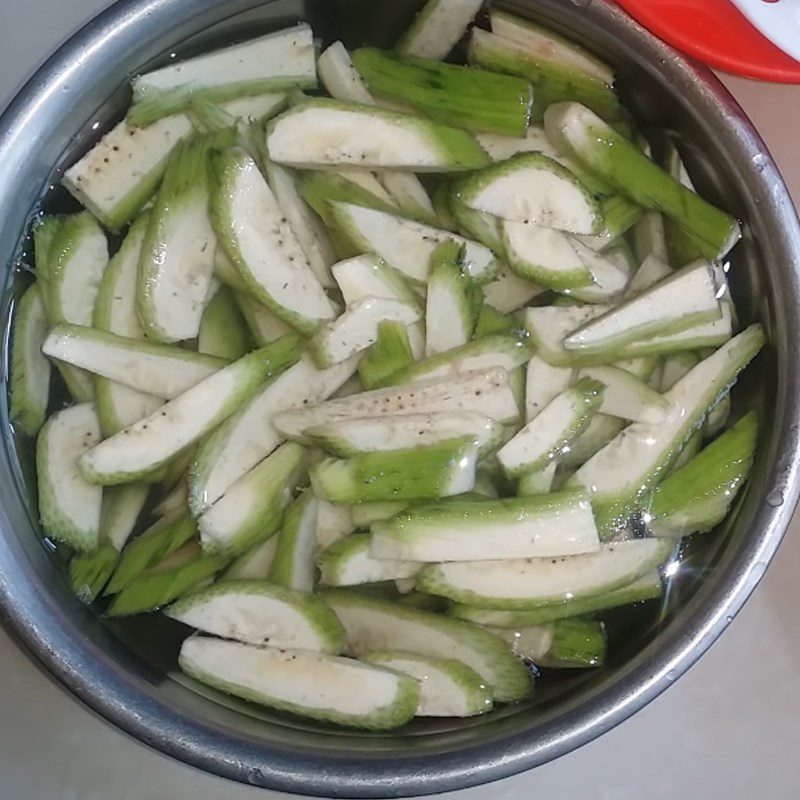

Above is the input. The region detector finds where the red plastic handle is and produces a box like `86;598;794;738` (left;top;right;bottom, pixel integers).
614;0;800;83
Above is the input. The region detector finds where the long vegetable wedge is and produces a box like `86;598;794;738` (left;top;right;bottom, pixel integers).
365;650;492;717
502;223;592;290
79;337;300;485
563;261;721;355
211;148;337;335
310;297;420;369
235;293;294;346
524;356;573;423
566;239;630;303
317;534;421;587
198;284;252;361
482;265;545;313
268;493;319;593
623;254;672;301
137;136;219;343
198;442;307;556
266;99;491;172
425;241;481;355
68;484;150;601
493;619;606;668
498;379;603;477
352;48;533;136
10;283;51;436
179;636;420;731
328;202;500;284
418;538;673;609
372;491;599;563
455;153;602;235
544;103;741;259
305;412;504;459
397;0;483;60
450;571;664;627
578;365;671;425
323;590;532;702
316;501;356;552
189;355;356;515
107;541;226;615
359;321;415;389
36;403;102;552
274;367;521;439
43;325;227;401
310;437;479;504
166;580;344;652
298;170;397;229
129;24;316;124
387;335;531;386
469;28;620;122
39;212;109;401
223;537;279;581
571;325;765;535
106;511;197;594
647;411;758;536
662;140;708;266
93;215;164;436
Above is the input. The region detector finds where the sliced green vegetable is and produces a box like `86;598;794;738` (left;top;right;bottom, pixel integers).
492;618;606;668
482;265;545;313
268;493;319;593
578;365;671;424
234;293;294;346
358;320;415;390
198;284;252;360
397;0;483;60
317;534;421;587
222;537;279;582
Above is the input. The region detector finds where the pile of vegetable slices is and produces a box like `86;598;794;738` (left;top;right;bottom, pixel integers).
9;0;764;730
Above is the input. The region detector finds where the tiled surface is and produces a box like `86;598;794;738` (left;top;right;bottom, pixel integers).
1;3;799;798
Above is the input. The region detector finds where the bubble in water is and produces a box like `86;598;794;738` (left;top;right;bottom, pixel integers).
666;669;677;682
766;489;784;507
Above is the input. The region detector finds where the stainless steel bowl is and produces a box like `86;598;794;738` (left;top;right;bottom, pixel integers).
1;0;799;796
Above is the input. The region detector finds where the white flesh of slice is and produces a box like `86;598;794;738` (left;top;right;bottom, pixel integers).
563;261;720;352
476;128;561;162
332;202;497;283
523;304;609;365
51;226;108;327
321;537;421;586
525;356;574;423
224;537;280;581
274;368;520;439
398;0;484;60
235;293;294;345
483;265;545;313
193;356;357;511
336;169;396;206
166;589;333;650
579;366;671;424
318;41;376;105
503;222;589;286
314;297;420;366
332;255;418;307
426;539;669;604
37;403;103;551
567;238;630;301
133;24;316;99
623;254;672;300
316;501;356;552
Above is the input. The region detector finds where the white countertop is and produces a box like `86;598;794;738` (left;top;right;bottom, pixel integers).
1;2;799;798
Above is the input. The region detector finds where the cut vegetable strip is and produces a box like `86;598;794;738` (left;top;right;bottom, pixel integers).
323;590;532;702
493;619;606;668
305;412;503;458
498;379;603;477
377;171;438;227
397;0;483;60
566;239;630;303
418;538;673;609
371;491;599;562
189;355;356;514
571;326;765;535
268;493;319;593
166;580;344;652
198;285;252;361
318;534;421;587
524;356;573;423
130;25;317;124
299;171;397;228
425;240;481;355
563;261;721;355
578;366;671;425
502;222;592;289
198;442;307;556
633;210;669;266
223;537;279;581
179;636;420;731
310;437;479;504
623;254;672;301
523;304;608;367
137;136;219;343
482;265;545;313
211;148;337;335
469;28;620;122
10;283;51;436
455;153;602;235
310;297;420;369
266;99;491;172
43;325;227;401
353;48;533;136
449;571;663;627
365;650;492;717
36;403;102;552
647;411;758;536
329;202;500;284
358;321;415;390
235;293;294;346
544;103;741;259
79;337;300;485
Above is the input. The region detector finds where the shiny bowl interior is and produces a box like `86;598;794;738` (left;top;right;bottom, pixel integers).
1;0;799;796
